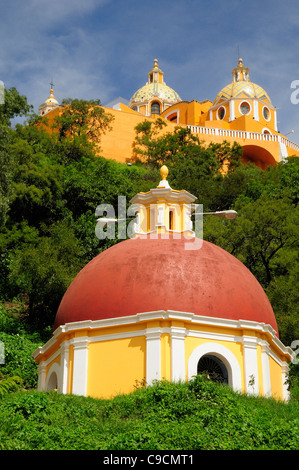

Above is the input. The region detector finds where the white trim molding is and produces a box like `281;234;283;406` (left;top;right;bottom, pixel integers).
163;108;180;123
34;310;294;364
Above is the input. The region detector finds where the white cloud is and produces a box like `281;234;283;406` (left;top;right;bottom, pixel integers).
0;0;298;143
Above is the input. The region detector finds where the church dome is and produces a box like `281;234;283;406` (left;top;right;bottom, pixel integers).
38;87;59;115
130;82;181;105
54;236;278;334
213;58;272;105
44;89;59;106
129;59;181;113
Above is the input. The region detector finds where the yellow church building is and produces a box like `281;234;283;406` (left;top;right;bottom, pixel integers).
33;166;295;401
38;58;299;168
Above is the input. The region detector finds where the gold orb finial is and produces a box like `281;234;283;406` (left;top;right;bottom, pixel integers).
160;165;168;180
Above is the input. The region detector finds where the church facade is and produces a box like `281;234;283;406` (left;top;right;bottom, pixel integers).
38;58;299;168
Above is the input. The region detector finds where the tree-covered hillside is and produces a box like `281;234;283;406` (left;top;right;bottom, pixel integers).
0;87;298;397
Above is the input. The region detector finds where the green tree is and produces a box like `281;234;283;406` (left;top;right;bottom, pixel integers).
133;120;242;172
0;88;34;225
53;98;114;156
0;87;32;127
8;222;84;327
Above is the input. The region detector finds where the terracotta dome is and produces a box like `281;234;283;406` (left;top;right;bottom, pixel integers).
54;236;278;335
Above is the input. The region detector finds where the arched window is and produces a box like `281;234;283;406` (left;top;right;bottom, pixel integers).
151;101;161;115
197;354;228;384
263;106;270;121
169;209;174;230
218;106;225;120
188;342;242;392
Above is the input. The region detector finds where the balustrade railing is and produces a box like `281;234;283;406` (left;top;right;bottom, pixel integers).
188;125;299;152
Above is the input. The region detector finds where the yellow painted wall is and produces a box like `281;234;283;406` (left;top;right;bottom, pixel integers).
67;344;74;394
161;333;171;381
269;356;284;400
87;336;146;399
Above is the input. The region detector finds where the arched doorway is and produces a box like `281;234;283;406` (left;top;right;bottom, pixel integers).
197;354;228;384
47;371;58;391
188;342;242;393
45;362;61;392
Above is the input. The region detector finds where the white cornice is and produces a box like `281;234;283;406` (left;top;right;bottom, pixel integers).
130;188;197;205
32;309;295;361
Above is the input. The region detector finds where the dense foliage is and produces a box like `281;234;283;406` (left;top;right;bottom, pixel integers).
0;88;298;437
0;377;298;450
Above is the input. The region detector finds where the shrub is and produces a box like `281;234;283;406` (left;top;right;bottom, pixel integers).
0;331;40;389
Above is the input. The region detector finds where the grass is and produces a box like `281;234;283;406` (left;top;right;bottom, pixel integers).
0;376;298;450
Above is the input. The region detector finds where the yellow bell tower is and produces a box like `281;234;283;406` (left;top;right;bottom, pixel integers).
130;165;197;237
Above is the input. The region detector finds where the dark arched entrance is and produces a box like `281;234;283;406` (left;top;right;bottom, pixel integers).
47;371;58;391
242;145;276;169
197;354;228;384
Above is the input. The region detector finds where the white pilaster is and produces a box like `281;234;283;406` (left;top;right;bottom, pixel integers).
229;100;235;121
261;341;271;397
157;206;164;226
279;141;288;161
282;362;290;401
72;337;89;396
253;100;259;121
274;109;278;131
146;328;161;385
60;341;70;394
38;362;47;391
242;335;259;395
170;327;186;382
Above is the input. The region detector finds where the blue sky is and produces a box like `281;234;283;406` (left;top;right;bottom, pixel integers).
1;0;299;142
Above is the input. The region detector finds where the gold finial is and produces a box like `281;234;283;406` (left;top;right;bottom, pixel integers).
160;165;169;180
